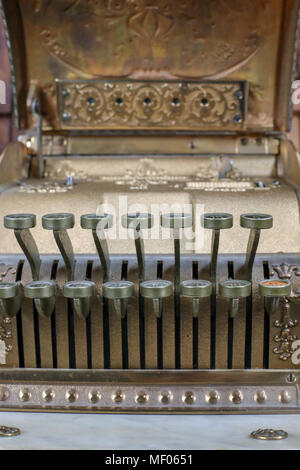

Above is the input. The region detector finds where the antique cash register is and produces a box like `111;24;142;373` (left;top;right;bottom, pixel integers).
0;0;299;414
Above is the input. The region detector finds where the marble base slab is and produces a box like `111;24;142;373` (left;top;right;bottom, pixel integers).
0;412;299;450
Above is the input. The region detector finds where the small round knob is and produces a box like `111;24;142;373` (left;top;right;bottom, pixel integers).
42;213;74;231
259;279;291;297
24;280;56;299
81;213;113;230
4;213;36;230
219;280;251;298
140;280;173;299
180;280;212;298
121;213;153;230
102;280;134;299
161;213;192;229
0;282;19;299
63;281;95;298
240;213;273;230
202;213;233;230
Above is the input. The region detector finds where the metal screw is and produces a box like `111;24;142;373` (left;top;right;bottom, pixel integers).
159;391;172;404
112;390;124;404
230;390;243;404
279;390;292;404
19;388;31;402
42;389;55;403
135;391;149;404
254;390;267;404
183;391;196;405
205;390;219;405
286;373;296;383
0;388;9;401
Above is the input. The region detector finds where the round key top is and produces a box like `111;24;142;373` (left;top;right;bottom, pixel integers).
161;213;192;229
121;213;153;230
24;281;56;299
240;213;273;230
140;280;173;299
0;282;19;299
219;280;251;298
63;281;95;298
42;213;75;231
81;213;113;230
202;213;233;230
259;280;291;297
180;280;212;298
4;213;36;230
102;280;134;299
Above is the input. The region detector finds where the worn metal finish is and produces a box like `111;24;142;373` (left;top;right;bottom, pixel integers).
57;79;248;131
0;0;300;415
1;0;298;132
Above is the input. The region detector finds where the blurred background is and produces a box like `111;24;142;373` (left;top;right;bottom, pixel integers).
0;12;300;154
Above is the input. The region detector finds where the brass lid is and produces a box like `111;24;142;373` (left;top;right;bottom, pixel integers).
1;0;298;133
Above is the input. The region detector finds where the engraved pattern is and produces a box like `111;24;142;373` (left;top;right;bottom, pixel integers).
273;299;298;361
35;0;264;79
57;80;246;130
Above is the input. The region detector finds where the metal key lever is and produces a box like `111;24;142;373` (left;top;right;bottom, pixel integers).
203;213;233;284
81;214;112;283
0;282;22;318
219;280;251;318
63;281;95;319
240;214;273;281
140;280;173;318
259;280;291;315
180;280;212;317
24;281;56;318
4;214;41;280
42;213;75;281
122;213;153;281
102;281;134;318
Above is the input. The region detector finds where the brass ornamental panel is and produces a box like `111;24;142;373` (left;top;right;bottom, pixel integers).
56;80;248;130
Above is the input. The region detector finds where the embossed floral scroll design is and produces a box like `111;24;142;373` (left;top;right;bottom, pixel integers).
0;265;16;361
58;80;246;129
270;263;300;361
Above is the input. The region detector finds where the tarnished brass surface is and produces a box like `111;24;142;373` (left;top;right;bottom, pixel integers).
57;79;247;131
0;0;300;415
1;0;298;132
0;369;298;413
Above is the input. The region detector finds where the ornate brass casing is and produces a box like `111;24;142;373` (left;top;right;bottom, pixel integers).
0;0;300;414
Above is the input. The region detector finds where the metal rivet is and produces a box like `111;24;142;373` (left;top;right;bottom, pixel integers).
66;389;78;403
62;111;71;121
42;389;55;403
112;390;124;404
254;390;267;404
229;390;243;404
205;390;219;405
279;390;292;404
88;390;102;404
19;388;31;402
135;391;149;405
159;391;173;404
0;388;9;401
183;391;196;405
286;373;296;383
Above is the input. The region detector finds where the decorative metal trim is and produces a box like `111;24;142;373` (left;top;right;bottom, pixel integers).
56;79;248;131
0;369;298;413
